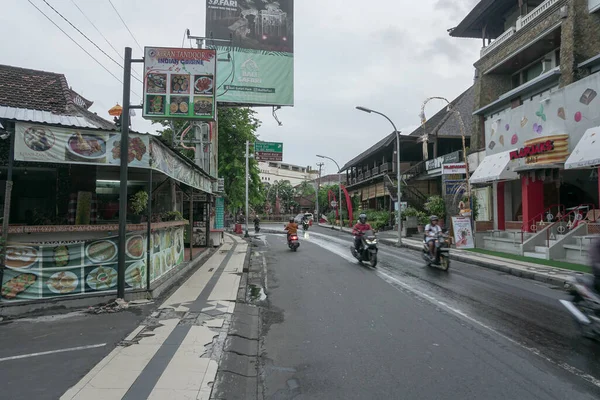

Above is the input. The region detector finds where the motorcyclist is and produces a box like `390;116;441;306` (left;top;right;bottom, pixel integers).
284;217;298;241
352;213;372;251
425;215;442;261
589;239;600;293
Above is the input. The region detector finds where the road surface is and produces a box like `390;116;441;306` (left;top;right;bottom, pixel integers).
253;226;600;399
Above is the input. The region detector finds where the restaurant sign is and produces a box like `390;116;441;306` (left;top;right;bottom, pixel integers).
442;163;466;175
509;134;569;165
14;123;212;193
143;47;217;120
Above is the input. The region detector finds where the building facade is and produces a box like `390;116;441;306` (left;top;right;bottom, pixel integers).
258;161;319;186
451;0;600;260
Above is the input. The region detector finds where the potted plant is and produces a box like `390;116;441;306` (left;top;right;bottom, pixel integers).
417;212;429;233
402;206;420;229
130;190;149;224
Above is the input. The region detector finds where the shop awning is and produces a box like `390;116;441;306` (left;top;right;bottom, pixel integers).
565;126;600;169
470;151;518;184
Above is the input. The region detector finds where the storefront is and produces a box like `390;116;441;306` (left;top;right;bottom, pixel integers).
0;122;214;303
471;71;600;232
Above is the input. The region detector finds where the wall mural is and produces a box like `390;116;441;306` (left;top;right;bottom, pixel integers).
484;73;600;164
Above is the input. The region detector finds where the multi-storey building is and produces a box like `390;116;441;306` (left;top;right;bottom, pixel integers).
258;161;319;186
451;0;600;260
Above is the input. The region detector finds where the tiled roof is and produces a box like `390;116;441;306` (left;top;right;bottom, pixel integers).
0;64;115;130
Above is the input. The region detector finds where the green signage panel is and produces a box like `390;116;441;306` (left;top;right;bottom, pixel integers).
254;142;283;153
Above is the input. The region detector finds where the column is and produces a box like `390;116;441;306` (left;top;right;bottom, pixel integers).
521;176;544;232
597;167;600;208
497;182;505;231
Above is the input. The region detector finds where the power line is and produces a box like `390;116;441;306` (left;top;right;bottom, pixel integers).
70;0;122;60
27;0;141;99
107;0;143;52
42;0;143;85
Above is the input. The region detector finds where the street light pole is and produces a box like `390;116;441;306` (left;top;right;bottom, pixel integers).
245;140;249;238
317;155;343;231
316;162;324;222
355;106;403;246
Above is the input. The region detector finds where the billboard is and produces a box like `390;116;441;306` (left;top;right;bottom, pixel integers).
142;47;217;120
206;0;294;106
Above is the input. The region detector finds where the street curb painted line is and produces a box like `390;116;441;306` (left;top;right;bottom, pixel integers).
319;224;571;287
0;343;106;362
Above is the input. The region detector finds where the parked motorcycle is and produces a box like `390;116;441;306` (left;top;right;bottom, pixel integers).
560;274;600;340
422;231;451;271
350;229;378;268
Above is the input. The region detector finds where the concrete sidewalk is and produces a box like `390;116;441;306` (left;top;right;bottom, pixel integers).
318;223;580;287
61;233;249;400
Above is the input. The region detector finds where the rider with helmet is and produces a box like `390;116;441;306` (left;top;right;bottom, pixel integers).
425;215;442;260
352;213;372;250
284;217;298;240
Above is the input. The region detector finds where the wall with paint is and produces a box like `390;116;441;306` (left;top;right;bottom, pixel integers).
483;71;600;158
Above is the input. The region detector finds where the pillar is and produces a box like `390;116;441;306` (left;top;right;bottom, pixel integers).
497;182;505;231
521;176;544;232
597;167;600;208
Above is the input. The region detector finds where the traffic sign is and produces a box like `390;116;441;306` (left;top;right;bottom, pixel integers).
330;200;338;207
255;142;283;162
255;142;283;153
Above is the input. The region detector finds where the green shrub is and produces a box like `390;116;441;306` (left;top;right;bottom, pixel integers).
424;195;445;220
162;211;184;221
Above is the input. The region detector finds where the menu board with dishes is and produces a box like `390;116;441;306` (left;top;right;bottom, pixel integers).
143;47;217;120
149;226;185;284
1;233;148;302
14;123;150;168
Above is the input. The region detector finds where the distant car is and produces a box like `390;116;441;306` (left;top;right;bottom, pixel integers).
294;213;314;223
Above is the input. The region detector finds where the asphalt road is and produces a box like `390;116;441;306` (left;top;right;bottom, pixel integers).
256;226;600;399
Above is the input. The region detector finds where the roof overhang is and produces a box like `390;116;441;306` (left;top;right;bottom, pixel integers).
470;150;519;184
565;126;600;169
449;0;518;39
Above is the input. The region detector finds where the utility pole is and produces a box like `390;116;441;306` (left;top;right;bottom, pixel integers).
316;162;324;221
245;140;249;237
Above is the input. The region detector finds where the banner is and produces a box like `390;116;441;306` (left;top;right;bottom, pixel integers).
215;197;225;229
206;0;294;106
1;226;186;302
143;47;217;120
451;216;475;249
15;123;150;168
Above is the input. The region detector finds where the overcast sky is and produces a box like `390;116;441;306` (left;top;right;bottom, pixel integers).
2;0;480;176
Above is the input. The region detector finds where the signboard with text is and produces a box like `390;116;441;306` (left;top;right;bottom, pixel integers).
143;47;217;120
451;216;474;249
255;141;283;161
442;163;467;175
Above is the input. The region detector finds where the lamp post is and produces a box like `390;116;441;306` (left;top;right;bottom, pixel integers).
355;106;403;246
316;155;343;231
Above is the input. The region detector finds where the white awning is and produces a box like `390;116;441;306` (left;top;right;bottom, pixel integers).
470;151;518;184
565;126;600;169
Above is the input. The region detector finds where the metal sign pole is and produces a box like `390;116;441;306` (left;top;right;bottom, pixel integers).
245;140;249;237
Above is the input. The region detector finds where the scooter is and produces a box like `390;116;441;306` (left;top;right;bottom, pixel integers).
422;231;451;271
560;274;600;340
254;221;260;233
287;233;300;251
350;229;378;268
302;221;310;231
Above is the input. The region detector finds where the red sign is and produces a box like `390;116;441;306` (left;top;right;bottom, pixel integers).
509;140;554;160
256;151;283;162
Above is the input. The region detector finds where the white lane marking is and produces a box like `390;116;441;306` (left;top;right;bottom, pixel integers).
124;325;146;342
0;343;106;362
306;235;600;389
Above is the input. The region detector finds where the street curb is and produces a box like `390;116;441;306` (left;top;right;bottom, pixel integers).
320;224;571;288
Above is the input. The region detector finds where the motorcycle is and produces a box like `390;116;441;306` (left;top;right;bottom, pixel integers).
422;231;451;271
287;233;300;251
302;221;310;231
560;274;600;340
350;229;378;268
254;221;260;233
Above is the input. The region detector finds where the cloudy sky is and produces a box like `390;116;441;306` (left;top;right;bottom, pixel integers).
2;0;480;175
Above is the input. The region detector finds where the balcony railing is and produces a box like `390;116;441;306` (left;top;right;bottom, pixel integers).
479;0;560;58
364;171;371;179
380;163;390;173
371;166;379;175
481;27;515;58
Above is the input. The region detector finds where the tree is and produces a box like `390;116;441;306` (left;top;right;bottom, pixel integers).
154;108;264;212
295;181;315;197
153;120;195;159
216;108;263;211
266;180;297;214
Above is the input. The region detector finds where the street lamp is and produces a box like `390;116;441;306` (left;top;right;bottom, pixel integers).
355;106;403;246
316;154;343;231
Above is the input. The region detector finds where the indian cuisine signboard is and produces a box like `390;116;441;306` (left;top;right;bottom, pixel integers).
143;47;217;120
1;226;185;302
206;0;294;106
14;123;213;194
15;123;150;167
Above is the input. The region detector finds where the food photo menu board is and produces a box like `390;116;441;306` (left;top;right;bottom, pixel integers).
143;47;217;120
1;233;147;302
149;226;185;284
